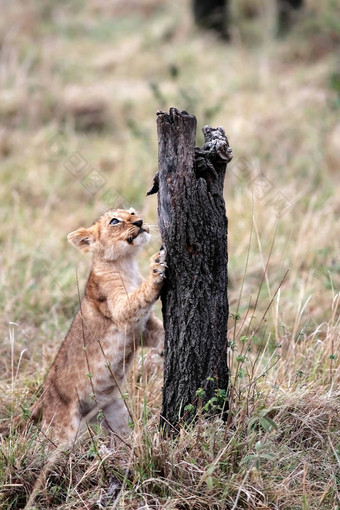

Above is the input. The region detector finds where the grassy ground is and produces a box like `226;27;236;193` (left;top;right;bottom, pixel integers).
0;0;339;508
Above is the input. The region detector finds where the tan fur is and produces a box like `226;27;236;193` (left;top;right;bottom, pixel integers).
40;208;165;445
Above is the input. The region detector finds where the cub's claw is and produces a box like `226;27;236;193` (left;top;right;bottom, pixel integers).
150;249;167;284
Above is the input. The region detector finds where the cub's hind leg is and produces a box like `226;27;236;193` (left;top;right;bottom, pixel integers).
42;383;83;445
101;396;130;448
142;314;164;349
44;405;82;445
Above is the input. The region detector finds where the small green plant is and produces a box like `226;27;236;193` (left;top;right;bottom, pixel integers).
240;440;276;470
247;409;278;433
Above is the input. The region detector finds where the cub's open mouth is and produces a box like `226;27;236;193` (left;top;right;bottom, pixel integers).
127;228;148;244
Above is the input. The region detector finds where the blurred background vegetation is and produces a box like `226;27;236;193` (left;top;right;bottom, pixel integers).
0;1;339;508
0;0;338;363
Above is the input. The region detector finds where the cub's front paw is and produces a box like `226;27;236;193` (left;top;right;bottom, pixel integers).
150;249;167;284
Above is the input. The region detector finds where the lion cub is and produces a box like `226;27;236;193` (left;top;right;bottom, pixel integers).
41;208;165;445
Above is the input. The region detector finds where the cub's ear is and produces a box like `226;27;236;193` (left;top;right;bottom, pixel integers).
67;227;95;253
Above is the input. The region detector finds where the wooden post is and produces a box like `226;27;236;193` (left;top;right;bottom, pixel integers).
147;108;232;433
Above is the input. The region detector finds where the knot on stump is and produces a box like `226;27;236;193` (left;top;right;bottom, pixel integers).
147;117;232;197
201;125;233;163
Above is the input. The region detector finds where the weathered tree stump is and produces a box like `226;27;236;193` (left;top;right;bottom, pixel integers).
148;108;232;434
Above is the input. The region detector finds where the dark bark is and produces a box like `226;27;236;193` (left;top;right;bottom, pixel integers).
192;0;230;40
148;108;232;434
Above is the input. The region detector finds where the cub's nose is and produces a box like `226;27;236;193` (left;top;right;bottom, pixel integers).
133;220;143;228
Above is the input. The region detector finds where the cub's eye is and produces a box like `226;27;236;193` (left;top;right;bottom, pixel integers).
130;212;135;215
109;218;120;226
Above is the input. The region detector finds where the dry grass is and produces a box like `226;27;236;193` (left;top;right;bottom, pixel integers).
0;0;339;508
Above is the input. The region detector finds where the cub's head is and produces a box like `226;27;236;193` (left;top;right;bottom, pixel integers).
67;208;150;261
